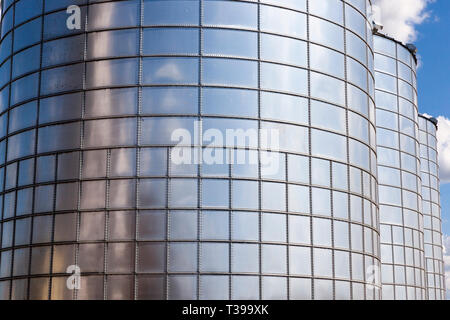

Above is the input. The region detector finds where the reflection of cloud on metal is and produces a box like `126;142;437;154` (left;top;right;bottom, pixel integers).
156;63;183;81
161;92;180;109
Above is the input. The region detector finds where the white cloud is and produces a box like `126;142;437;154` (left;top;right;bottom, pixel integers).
372;0;435;43
443;235;450;299
436;116;450;184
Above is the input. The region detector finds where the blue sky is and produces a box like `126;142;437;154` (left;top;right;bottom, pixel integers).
415;0;450;236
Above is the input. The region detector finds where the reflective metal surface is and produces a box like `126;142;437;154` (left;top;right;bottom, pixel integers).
374;34;429;300
1;0;444;301
0;0;380;300
419;116;445;300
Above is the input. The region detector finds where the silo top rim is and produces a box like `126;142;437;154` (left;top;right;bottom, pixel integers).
373;31;418;64
419;114;439;128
